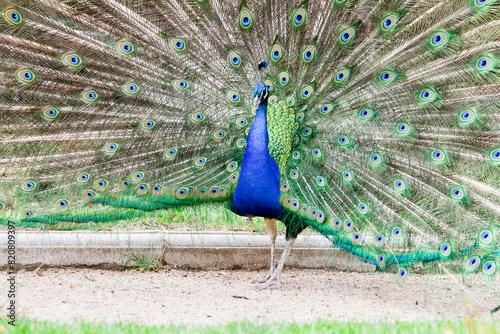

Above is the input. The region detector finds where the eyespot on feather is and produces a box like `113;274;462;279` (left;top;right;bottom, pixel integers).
174;80;189;91
334;69;350;84
190;112;205;124
16;68;35;84
77;172;91;183
195;157;207;167
227;90;240;103
228;51;242;68
270;44;283;61
170;38;186;51
165;148;177;159
303;45;315;62
152;185;164;196
56;199;69;210
136;183;148;195
227;162;238;172
81;89;98;103
21;181;36;192
339;27;356;44
116;40;134;55
132;172;144;182
236;138;246;148
140;119;156;130
94;179;108;190
122;82;141;96
62;53;83;67
41;107;60;120
301;85;313;99
4;8;22;25
292;7;307;27
104;143;119;154
239;8;254;29
381;14;398;31
22;209;34;218
229;172;239;184
84;190;96;200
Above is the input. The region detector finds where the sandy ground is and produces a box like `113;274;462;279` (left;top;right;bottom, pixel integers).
6;268;500;326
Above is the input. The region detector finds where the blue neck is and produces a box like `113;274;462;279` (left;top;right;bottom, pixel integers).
232;101;282;219
247;102;269;153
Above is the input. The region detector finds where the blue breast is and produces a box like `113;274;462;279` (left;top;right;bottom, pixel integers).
232;102;282;218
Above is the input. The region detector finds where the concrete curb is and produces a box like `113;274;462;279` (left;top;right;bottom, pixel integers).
0;231;375;272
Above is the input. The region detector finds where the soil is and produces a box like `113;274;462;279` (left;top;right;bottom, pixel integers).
9;268;500;326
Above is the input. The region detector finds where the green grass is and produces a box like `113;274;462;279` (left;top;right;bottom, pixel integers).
7;204;287;233
2;318;500;334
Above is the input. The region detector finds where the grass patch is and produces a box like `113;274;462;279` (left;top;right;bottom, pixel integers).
7;204;286;233
126;252;163;271
2;318;499;334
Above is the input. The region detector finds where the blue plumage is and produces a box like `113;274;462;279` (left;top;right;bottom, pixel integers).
233;83;282;219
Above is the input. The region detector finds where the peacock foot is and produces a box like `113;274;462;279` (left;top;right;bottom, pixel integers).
255;269;282;290
253;267;275;283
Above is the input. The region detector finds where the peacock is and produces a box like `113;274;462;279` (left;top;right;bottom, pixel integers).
0;0;499;290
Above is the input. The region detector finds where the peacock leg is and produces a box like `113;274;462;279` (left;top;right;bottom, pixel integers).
256;238;295;290
255;218;278;283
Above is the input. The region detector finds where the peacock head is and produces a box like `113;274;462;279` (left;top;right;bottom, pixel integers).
253;81;269;107
253;62;270;107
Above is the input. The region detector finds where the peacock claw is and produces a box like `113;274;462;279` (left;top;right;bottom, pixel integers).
255;271;282;290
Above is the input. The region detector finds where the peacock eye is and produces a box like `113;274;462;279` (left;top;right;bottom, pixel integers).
174;80;189;91
228;51;242;68
41;107;60;120
139;119;156;130
16;68;35;84
338;135;350;146
93;179;108;190
340;27;355;44
132;172;144;181
77;172;90;182
239;8;253;28
483;261;496;275
122;82;140;96
292;7;307;27
81;89;98;103
430;31;449;47
303;45;315;62
301;85;313;99
359;108;375;122
491;149;500;161
171;38;186;51
227;91;240;102
431;149;446;162
279;72;289;85
381;14;398;31
116;40;134;55
450;186;465;200
419;88;436;102
104;142;118;153
334;69;350;84
5;8;22;24
62;53;82;67
195;157;207;166
214;130;226;139
271;44;283;61
394;179;406;191
476;0;492;6
476;55;494;71
370;153;382;165
165;148;177;159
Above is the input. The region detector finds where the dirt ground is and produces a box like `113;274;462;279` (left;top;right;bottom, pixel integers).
7;268;500;326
